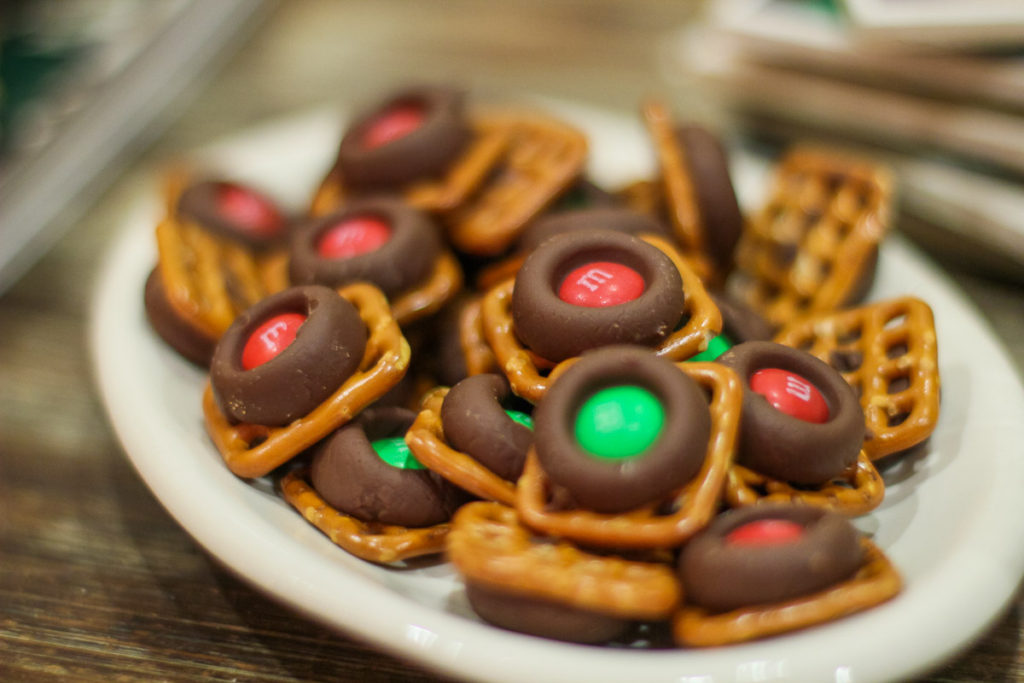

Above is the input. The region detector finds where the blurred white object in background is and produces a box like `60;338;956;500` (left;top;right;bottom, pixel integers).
668;0;1024;281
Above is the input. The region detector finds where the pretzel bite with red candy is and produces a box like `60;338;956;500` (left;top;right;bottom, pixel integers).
717;341;884;515
674;503;901;646
203;283;410;479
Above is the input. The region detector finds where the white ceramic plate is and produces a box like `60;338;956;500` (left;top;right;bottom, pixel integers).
91;100;1024;682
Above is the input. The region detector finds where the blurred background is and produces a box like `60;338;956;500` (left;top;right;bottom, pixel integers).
2;1;1023;680
3;0;1024;293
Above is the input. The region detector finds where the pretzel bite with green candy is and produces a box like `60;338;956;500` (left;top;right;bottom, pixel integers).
533;345;710;514
280;406;465;564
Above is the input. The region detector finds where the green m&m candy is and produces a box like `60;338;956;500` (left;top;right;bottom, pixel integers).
371;436;426;470
574;385;664;460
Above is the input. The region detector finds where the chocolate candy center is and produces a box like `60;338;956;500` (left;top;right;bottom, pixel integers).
362;105;426;149
504;409;534;430
686;334;732;363
371;436;426;470
317;215;392;259
241;312;306;370
558;261;645;308
574;385;664;460
216;185;282;237
726;518;805;546
750;368;829;423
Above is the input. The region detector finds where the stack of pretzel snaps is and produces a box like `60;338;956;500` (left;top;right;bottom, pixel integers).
142;85;947;646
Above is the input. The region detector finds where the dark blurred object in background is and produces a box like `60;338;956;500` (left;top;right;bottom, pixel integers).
0;0;269;295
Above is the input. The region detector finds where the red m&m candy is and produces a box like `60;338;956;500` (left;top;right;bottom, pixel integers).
241;313;306;370
317;216;392;259
750;368;829;423
558;261;645;308
216;185;283;237
726;519;805;546
362;105;425;149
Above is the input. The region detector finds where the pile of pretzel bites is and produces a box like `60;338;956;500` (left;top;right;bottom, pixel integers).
144;86;941;647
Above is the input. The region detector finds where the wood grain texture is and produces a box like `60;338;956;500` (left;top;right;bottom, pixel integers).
2;1;1022;680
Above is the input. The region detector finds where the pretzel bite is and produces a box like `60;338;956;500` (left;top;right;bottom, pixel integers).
717;341;884;515
511;230;685;363
674;503;901;646
210;285;366;426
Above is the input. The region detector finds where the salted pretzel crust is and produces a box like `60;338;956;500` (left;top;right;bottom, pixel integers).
448;502;680;619
280;467;449;564
444;111;588;256
309;117;511;217
405;387;518;505
457;295;498;377
724;451;884;517
615;178;664;219
514;362;740;549
673;538;902;647
774;296;940;460
480;235;722;403
389;248;464;326
732;147;892;328
641;100;715;283
203;282;411;479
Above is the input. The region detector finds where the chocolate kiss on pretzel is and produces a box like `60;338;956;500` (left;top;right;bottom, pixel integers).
516;350;741;550
716;341;884;515
289;196;463;325
673;503;901;646
310;86;511;216
773;296;940;461
642;99;744;285
447;502;681;644
729;146;892;329
151;174;291;360
405;374;533;506
203;282;410;479
482;230;722;403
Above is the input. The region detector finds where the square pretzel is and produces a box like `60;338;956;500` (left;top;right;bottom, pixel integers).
203;283;411;478
443;111;588;256
513;362;741;550
448;501;680;620
731;146;892;328
774;296;940;460
723;451;885;517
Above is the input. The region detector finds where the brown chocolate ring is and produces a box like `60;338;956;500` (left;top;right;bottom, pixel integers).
336;86;472;189
440;374;533;482
677;125;743;274
288;196;442;296
143;266;215;366
718;341;864;484
176;180;286;248
309;406;463;527
533;346;710;514
511;230;685;362
679;503;863;612
517;206;668;252
209;285;366;426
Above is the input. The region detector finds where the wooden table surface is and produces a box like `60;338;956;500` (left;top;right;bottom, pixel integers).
3;2;1023;680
